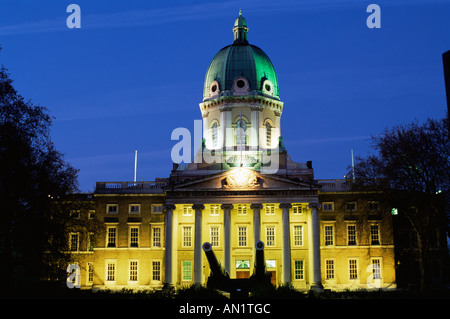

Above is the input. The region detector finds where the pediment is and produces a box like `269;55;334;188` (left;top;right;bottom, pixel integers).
167;168;318;192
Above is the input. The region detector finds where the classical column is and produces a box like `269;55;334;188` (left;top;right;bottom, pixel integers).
192;204;205;285
250;106;261;149
308;203;323;291
220;107;233;149
221;204;233;274
280;203;292;285
164;204;176;288
251;203;263;244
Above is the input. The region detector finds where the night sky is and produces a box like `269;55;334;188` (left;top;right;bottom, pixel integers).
0;0;448;192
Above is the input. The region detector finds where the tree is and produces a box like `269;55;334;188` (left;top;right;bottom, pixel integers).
353;115;450;291
0;55;80;290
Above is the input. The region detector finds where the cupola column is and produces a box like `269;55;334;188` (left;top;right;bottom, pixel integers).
250;106;262;149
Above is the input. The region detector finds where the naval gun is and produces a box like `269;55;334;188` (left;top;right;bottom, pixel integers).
202;241;272;298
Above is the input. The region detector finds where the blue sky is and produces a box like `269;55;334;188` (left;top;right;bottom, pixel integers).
0;0;449;192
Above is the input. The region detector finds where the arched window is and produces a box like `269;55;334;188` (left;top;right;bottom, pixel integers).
211;122;218;148
236;119;247;146
265;121;272;148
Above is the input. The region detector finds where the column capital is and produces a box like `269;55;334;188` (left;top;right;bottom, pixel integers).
164;204;176;211
279;203;292;209
192;204;205;210
308;202;321;209
221;204;234;210
250;203;263;210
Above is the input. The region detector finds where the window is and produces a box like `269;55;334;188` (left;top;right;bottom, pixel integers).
70;210;80;219
210;205;219;216
266;226;275;247
87;262;94;283
265;121;272;148
236;119;247;146
292;204;303;214
371;258;381;280
106;261;116;282
266;260;276;268
152;261;161;281
129;227;139;247
349;259;358;280
129;260;138;282
88;210;96;219
347;225;357;246
182;226;192;247
265;204;275;215
238;226;247;247
346;202;357;212
210;226;220;247
107;227;116;248
294;260;304;280
370;225;380;245
211;122;218;148
324;225;334;246
106;204;118;214
69;233;79;251
182;261;192;281
368;201;379;211
322;202;334;212
325;259;335;280
293;225;303;246
237;204;247;215
88;232;95;251
152;204;163;214
129;204;140;214
152;227;161;247
183;205;193;216
236;260;250;269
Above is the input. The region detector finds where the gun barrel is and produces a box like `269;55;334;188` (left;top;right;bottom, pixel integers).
202;242;229;279
253;241;266;278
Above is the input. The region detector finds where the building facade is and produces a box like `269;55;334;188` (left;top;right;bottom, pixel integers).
68;13;397;292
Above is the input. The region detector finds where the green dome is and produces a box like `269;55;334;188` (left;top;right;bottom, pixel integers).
203;14;279;101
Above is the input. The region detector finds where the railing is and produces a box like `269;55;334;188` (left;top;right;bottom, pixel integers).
95;181;169;194
316;179;353;192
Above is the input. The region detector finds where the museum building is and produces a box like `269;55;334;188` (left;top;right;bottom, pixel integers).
68;13;397;292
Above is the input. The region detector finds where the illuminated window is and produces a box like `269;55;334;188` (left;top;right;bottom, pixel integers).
347;225;357;246
322;202;334;212
69;233;79;251
183;205;193;216
210;226;220;247
325;259;335;280
129;204;140;214
294;260;304;280
371;258;381;280
236;260;250;269
87;262;94;283
152;261;161;281
370;225;380;245
182;226;192;247
129;227;139;247
238;226;247;247
106;204;118;214
236;119;247;146
237;204;247;215
266;260;276;268
211;122;218;148
265;204;275;215
265;121;272;148
266;226;275;246
106;261;116;282
88;232;95;251
107;227;116;248
324;225;334;246
182;261;192;281
293;225;303;246
292;204;303;214
349;259;358;279
129;260;138;282
210;205;219;216
152;227;161;247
